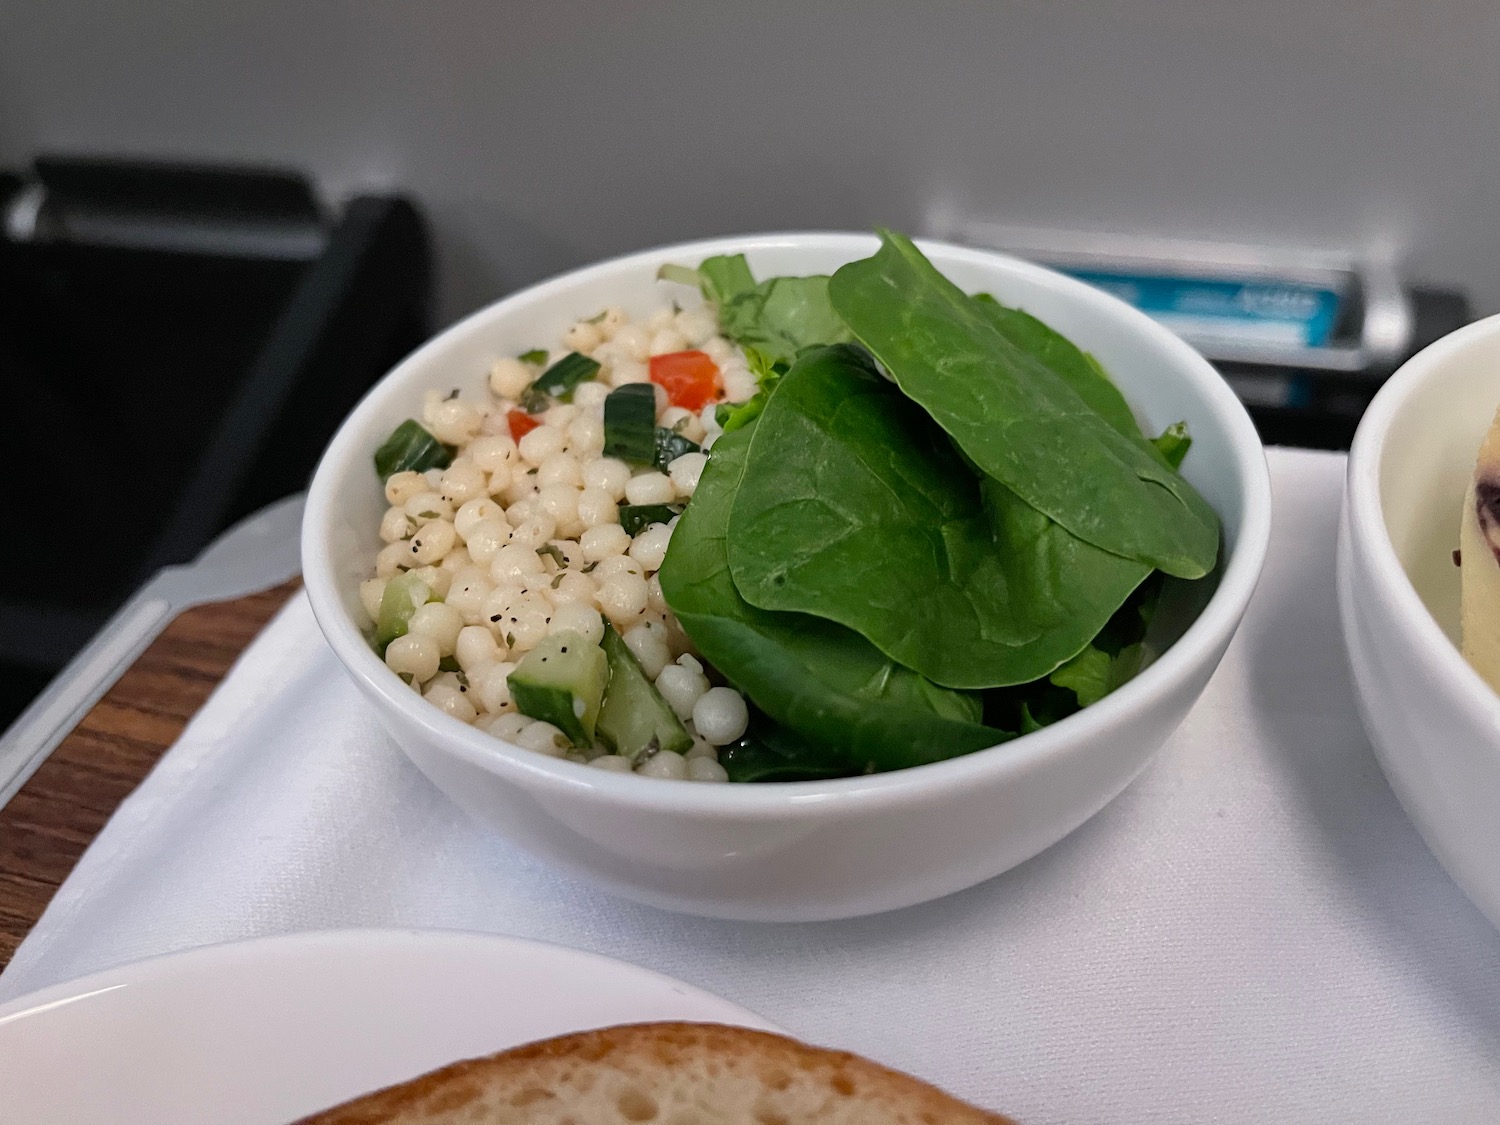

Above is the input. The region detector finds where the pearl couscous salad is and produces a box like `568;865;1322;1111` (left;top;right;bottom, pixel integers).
360;231;1222;782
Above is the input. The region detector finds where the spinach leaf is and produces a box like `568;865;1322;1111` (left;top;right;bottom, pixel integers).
663;254;851;365
827;230;1219;579
657;424;1006;771
726;345;1151;688
718;715;859;783
971;293;1143;441
715;346;788;434
373;420;454;481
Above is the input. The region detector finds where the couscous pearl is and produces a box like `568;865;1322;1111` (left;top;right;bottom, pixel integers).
505;497;535;525
656;658;710;720
547;570;598;606
645;573;670;615
358;578;387;623
637;750;688;780
468;434;520;474
596;307;628;338
567;413;605;455
625;472;675;506
484;711;532;740
580;523;631;562
445;570;493;625
439;461;488;507
488;356;533;398
535;484;583;538
407;601;463;655
590;555;644;581
516;721;569;757
379;506;412;543
544;402;579;430
563;320;602;352
576;487;618;528
597;571;649;624
426;398;483;445
375;541;412;579
384;470;428;507
494;592;552;651
662;409;706;444
518;424;566;465
439;546;474;573
508;513;557;550
470;661;516;713
407;519;456;566
686;757;730;782
650;328;687;355
548;602;605;646
676;305;718;347
536;452;582;489
622;620;671;679
489;543;546;585
455;625;502;672
609;359;650;387
613;323;651;362
667;452;707;496
684;737;719;761
425;681;478;724
693;686;750;745
454;497;505;541
589;755;633;772
722;364;759;403
463;518;512;565
582;457;631;501
570;384;606;411
385;634;439;682
628;523;673;571
403;491;453;524
703;336;734;364
407;565;451;600
646;307;675;332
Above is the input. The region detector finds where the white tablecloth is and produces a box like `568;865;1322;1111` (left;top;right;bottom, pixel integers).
4;448;1499;1124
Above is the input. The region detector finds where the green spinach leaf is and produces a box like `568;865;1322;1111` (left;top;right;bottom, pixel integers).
827;231;1219;578
718;714;859;783
1152;422;1192;470
725;346;1150;688
657;424;1005;771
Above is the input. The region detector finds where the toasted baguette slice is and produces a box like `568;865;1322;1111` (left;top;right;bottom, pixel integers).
296;1021;1014;1125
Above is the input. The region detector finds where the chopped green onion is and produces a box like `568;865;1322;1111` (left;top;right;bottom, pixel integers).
603;384;658;462
373;420;454;482
1152;422;1192;470
527;351;601;406
518;348;548;366
619;503;683;536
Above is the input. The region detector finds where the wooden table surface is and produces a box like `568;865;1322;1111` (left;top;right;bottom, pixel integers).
0;580;302;973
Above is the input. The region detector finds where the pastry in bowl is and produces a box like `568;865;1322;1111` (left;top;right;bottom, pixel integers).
295;1022;1013;1124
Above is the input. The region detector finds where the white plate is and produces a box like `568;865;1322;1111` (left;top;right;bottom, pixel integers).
0;929;779;1124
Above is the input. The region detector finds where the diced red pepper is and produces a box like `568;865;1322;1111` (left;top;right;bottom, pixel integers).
507;409;542;443
650;350;721;412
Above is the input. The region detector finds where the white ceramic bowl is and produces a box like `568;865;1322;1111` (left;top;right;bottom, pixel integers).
303;233;1271;922
1338;314;1500;929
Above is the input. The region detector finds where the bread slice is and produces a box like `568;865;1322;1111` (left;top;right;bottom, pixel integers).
295;1021;1014;1125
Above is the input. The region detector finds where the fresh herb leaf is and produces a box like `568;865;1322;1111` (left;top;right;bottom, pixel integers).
584;309;608;324
718;714;859;783
518;348;549;366
666;254;851;366
657;423;1007;771
696;255;758;305
527;351;601;405
657;263;705;289
716;346;788;434
827;230;1219;578
373;420;455;482
619;503;683;536
536;543;568;567
438;655;462;673
726;345;1150;688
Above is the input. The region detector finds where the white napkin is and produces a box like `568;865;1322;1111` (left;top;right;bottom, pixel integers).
5;448;1500;1124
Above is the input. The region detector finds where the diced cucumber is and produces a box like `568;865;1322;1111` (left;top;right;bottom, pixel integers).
375;572;435;652
521;351;601;411
604;384;657;462
507;631;608;748
596;624;692;762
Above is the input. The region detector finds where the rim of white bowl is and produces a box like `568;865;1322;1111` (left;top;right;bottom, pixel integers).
1345;312;1500;722
303;231;1273;818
